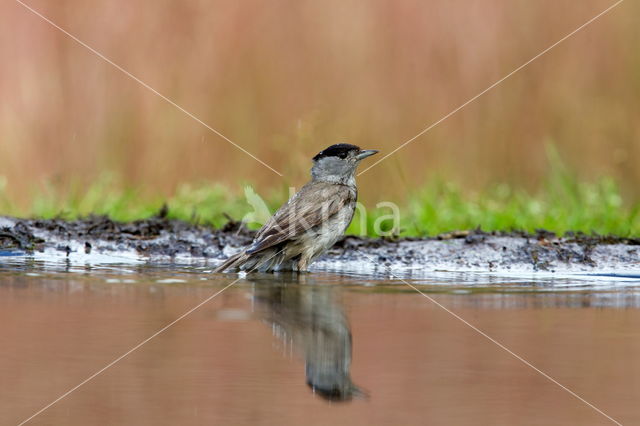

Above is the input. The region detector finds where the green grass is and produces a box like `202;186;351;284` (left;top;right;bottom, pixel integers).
354;147;639;237
0;174;253;229
0;156;638;237
389;177;638;237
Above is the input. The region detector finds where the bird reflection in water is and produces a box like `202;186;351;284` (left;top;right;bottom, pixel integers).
249;273;367;402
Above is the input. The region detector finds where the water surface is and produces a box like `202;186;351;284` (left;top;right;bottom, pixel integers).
1;255;639;425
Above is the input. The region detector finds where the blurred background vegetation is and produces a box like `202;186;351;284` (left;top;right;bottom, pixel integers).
1;0;638;235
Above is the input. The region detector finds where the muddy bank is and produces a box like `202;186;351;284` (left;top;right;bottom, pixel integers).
0;215;638;273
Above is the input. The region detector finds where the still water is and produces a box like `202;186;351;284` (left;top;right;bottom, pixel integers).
1;255;639;425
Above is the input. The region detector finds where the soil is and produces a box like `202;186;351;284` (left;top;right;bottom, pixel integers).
1;214;638;273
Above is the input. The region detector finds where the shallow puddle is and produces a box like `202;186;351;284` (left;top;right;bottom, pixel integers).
1;254;639;425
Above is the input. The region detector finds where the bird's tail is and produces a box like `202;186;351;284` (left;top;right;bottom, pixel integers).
213;251;250;273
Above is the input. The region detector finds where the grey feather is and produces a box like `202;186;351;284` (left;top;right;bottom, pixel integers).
214;144;376;273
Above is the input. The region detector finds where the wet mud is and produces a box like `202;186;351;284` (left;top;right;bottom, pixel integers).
0;215;638;273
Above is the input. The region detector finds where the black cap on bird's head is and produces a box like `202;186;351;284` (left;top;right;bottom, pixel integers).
310;143;378;183
313;143;360;161
313;144;378;162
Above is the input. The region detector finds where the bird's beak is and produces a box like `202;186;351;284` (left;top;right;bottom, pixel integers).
356;149;379;160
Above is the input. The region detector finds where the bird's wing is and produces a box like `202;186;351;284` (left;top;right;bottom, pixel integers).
247;182;355;255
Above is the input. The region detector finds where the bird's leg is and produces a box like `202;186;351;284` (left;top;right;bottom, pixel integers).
297;255;310;273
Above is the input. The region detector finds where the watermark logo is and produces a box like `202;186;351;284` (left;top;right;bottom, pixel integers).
241;186;272;226
240;186;400;237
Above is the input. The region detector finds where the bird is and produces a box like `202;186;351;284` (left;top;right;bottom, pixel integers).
214;143;378;273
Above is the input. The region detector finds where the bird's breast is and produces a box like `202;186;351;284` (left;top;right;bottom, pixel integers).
301;200;356;258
